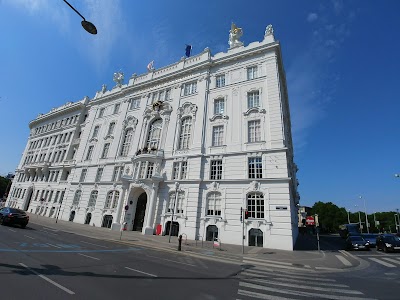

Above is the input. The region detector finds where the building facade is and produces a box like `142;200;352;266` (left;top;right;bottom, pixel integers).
7;25;300;250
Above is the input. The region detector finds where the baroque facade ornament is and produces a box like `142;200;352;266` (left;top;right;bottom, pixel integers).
229;23;243;49
177;102;198;119
101;84;107;93
113;71;124;87
265;24;274;37
122;115;138;130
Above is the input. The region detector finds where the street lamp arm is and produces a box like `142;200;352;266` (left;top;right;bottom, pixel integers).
63;0;86;20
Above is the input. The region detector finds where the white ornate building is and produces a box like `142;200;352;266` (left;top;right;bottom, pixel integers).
7;25;300;250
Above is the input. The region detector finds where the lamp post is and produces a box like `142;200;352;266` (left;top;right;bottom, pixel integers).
62;0;97;34
347;209;351;224
395;175;400;233
355;204;362;233
373;212;378;233
359;196;369;234
168;183;179;243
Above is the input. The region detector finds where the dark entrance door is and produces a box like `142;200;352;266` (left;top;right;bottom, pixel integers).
84;213;92;225
249;228;263;247
69;211;75;222
102;215;113;228
23;189;34;211
133;193;147;231
206;225;219;241
165;221;179;236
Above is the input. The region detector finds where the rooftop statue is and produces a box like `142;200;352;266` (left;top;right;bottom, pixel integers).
265;24;274;37
228;23;243;49
113;71;124;87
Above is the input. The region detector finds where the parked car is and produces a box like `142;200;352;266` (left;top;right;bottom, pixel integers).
345;235;370;250
362;234;378;248
376;234;400;253
0;207;29;228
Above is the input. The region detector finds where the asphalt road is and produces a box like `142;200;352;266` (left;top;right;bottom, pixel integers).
0;222;240;300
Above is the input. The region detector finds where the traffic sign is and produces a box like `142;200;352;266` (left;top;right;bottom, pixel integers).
124;205;129;211
305;216;315;226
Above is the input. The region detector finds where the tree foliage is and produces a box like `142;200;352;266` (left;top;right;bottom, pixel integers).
0;176;11;198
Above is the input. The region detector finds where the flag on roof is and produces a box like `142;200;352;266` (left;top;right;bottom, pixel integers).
185;45;192;57
147;60;154;72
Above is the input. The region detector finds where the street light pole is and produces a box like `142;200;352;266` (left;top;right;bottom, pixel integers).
62;0;97;34
359;196;369;233
355;205;362;233
373;212;378;233
347;209;351;224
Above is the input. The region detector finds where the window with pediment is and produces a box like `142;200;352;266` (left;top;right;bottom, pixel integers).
120;128;133;156
207;192;222;216
146;119;162;149
88;190;98;207
179;117;192;149
72;190;81;206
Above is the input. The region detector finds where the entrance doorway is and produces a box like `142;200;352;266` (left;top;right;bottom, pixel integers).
133;193;147;231
165;221;179;236
84;213;92;225
23;188;34;211
102;215;113;228
249;228;263;247
206;225;219;241
69;211;76;222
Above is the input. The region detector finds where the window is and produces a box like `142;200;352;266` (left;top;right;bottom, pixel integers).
95;168;103;182
113;103;120;114
54;191;60;203
216;75;225;88
168;191;185;214
139;162;146;179
207;192;222;216
247;193;264;218
248;157;262;179
112;166;123;181
88;191;98;207
120;128;133;156
248;120;261;143
112;191;119;209
247;91;260;109
107;122;115;135
92;126;100;139
98;108;105;118
79;169;87;182
180;161;187;179
214;98;225;115
210;160;222;180
86;145;94;160
105;191;113;209
72;190;81;205
172;162;180;180
129;98;140;109
179;117;192;149
247;66;258;80
101;143;110;159
165;89;171;100
183;82;197;96
146;119;162;149
212;126;224;147
172;161;187;180
146;162;154;179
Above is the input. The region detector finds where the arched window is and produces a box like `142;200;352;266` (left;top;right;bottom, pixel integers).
146;119;163;149
120;128;133;156
105;191;120;209
179;117;192;149
72;190;81;205
207;192;222;216
88;190;98;207
247;192;264;219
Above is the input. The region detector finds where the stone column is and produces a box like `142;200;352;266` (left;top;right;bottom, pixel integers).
111;182;129;231
144;182;159;235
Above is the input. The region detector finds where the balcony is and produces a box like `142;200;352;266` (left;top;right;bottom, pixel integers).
135;147;164;159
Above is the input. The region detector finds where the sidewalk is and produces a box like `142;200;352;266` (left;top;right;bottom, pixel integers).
27;213;365;272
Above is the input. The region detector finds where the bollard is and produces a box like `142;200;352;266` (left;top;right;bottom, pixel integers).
178;234;182;251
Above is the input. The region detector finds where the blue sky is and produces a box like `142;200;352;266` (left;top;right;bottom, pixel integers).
0;0;399;213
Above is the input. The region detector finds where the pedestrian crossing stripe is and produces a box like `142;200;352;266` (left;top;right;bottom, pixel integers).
381;257;400;265
243;256;311;268
335;254;352;266
368;258;396;268
241;268;336;282
238;289;298;300
242;259;311;272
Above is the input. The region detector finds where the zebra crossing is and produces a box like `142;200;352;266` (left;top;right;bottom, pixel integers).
237;257;377;300
366;256;400;268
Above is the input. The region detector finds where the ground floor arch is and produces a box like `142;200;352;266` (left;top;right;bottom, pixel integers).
206;225;219;241
84;213;92;225
102;215;113;228
165;221;179;236
69;211;76;222
132;192;147;232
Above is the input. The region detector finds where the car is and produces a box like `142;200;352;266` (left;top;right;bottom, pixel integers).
362;234;378;248
376;234;400;253
0;207;29;228
345;235;370;250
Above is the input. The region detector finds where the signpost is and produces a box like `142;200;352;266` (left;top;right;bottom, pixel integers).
305;216;315;226
315;214;320;251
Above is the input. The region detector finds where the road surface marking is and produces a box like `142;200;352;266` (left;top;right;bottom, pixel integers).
338;250;349;257
242;269;334;282
8;229;16;232
19;263;75;295
385;272;397;276
80;240;108;248
78;253;100;260
239;282;375;300
244;256;311;268
24;235;35;239
243;259;309;271
40;230;58;236
244;278;362;294
368;258;396;267
382;258;400;265
125;267;157;277
335;255;352;266
42;227;58;232
238;289;297;300
146;254;196;267
46;243;62;249
339;250;358;260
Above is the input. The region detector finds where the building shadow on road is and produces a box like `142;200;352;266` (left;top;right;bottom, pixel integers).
295;233;346;251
